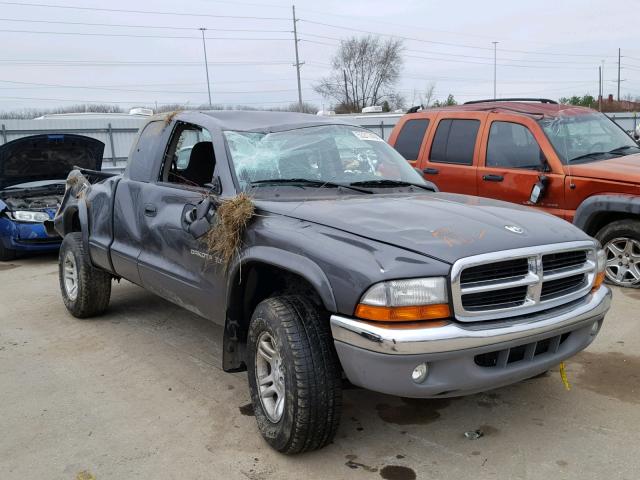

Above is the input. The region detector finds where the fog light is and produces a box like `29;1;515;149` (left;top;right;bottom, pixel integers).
411;363;429;384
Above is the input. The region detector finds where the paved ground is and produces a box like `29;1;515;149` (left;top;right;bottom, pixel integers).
0;254;638;480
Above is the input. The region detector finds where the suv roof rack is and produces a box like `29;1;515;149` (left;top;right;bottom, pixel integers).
406;105;422;113
464;98;558;105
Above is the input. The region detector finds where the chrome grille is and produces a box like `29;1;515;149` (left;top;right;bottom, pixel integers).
451;241;597;322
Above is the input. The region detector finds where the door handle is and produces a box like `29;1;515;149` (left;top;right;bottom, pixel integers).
143;204;157;216
482;174;504;182
423;167;439;175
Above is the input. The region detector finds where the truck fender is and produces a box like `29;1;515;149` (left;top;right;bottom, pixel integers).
57;199;90;253
222;246;337;372
573;194;640;234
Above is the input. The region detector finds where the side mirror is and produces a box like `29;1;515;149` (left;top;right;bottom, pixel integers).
530;174;549;204
530;183;544;204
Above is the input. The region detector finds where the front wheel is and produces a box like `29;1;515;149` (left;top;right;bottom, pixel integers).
596;219;640;288
246;295;342;454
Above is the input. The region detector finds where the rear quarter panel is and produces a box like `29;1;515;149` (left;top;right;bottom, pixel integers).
86;176;121;272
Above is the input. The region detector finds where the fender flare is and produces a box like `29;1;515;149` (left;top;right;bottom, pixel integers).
226;246;337;312
573;194;640;234
57;199;90;252
222;246;337;372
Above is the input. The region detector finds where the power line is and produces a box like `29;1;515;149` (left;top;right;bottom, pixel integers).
0;28;291;40
0;60;293;66
0;1;289;20
299;19;615;59
0;95;310;105
0;17;291;33
303;34;598;66
405;53;596;70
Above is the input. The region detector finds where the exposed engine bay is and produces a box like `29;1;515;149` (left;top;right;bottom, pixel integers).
1;183;65;211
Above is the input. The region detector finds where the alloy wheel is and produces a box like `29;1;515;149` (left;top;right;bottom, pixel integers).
255;331;286;423
604;237;640;287
63;251;79;301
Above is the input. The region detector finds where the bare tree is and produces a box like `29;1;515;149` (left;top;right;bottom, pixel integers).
421;82;436;108
314;35;404;113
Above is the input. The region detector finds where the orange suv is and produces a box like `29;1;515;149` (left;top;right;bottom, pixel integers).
389;98;640;287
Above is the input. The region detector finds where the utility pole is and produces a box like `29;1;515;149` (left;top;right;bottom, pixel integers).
492;41;498;99
292;5;304;112
618;48;621;101
598;65;602;111
199;28;212;107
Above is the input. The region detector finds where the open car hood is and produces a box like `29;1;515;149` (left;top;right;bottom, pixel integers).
0;134;104;190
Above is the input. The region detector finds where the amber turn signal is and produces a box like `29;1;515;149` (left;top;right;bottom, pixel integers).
592;271;605;292
355;303;451;322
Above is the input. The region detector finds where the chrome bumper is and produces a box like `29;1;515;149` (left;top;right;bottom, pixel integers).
330;286;611;356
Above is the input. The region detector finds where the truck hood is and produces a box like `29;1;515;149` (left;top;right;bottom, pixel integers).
565;154;640;183
256;192;591;264
0;134;104;190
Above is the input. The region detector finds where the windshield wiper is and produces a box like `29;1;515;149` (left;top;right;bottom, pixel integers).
249;178;371;194
607;145;640;155
567;151;609;163
568;145;639;164
349;179;434;191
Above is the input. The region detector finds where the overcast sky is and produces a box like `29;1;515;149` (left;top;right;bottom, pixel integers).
0;0;638;112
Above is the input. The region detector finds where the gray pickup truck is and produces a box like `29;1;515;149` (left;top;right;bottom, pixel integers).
53;111;611;454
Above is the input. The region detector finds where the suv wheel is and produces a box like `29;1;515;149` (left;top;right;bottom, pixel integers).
596;220;640;288
246;295;342;454
59;232;112;317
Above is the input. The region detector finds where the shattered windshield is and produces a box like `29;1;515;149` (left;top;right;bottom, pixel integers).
223;125;425;192
539;112;640;164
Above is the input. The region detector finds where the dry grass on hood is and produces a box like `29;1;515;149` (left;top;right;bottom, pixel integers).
205;193;255;269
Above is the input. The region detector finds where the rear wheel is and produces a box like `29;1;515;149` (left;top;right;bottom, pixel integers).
246;295;342;454
596;219;640;288
58;232;112;317
0;242;16;261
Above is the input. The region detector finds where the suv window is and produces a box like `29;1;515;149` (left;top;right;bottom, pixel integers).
393;119;429;160
486;121;543;169
430;119;479;165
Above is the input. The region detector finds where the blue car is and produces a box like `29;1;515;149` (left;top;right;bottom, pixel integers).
0;134;104;261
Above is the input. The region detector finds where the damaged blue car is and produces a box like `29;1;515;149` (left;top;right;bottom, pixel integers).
0;134;104;260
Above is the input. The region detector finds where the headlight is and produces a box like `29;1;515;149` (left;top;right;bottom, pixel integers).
10;211;50;223
355;277;451;322
592;248;606;291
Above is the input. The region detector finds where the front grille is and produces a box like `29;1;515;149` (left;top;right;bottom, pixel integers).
460;258;529;284
462;285;528;311
541;274;585;300
474;332;571;368
451;242;597;322
542;250;587;273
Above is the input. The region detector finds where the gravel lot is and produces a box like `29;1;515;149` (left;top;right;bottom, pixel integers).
1;253;638;480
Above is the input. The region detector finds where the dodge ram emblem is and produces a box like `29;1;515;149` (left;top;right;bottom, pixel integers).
504;225;524;234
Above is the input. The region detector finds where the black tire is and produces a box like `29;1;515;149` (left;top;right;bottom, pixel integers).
595;219;640;288
58;232;112;318
0;242;16;261
247;295;342;454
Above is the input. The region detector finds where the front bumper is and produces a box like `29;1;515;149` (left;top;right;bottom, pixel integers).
330;286;611;398
0;217;61;252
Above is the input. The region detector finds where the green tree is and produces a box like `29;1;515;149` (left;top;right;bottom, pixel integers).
432;94;458;107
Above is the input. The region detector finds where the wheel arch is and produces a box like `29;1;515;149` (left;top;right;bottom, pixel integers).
573;194;640;236
222;247;337;372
